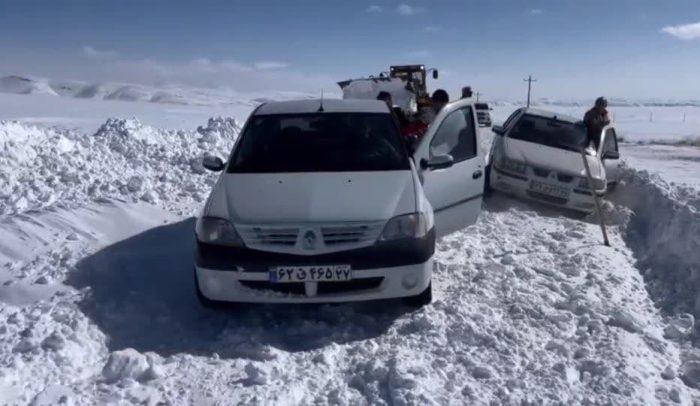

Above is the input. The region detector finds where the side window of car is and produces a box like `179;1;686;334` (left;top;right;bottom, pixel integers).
502;109;522;130
603;128;618;153
430;107;477;163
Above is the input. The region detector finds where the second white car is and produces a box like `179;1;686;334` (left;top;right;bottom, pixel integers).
488;108;621;213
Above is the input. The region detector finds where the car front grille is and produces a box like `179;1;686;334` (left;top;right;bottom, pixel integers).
237;226;299;247
237;222;385;253
557;173;574;183
532;167;551;178
239;277;384;296
530;166;576;184
321;224;384;247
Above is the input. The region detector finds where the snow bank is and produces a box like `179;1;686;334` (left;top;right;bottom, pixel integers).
610;167;700;344
0;117;240;216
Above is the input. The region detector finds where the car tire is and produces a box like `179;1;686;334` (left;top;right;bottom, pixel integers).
404;283;432;308
484;164;493;196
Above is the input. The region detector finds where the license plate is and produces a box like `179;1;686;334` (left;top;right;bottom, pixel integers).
530;180;570;199
269;265;352;283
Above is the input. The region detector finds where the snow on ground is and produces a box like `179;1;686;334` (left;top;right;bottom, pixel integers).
622;144;700;189
1;93;700;404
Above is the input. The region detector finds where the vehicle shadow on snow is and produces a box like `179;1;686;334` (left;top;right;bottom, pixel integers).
67;219;408;358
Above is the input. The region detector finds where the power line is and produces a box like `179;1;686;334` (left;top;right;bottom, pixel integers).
523;75;537;107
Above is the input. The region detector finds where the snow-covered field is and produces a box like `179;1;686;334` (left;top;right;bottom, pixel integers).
1;91;700;405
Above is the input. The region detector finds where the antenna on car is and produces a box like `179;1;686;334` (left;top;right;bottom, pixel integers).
318;89;325;112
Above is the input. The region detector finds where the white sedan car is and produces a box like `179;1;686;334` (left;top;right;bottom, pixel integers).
488;108;621;213
194;98;485;306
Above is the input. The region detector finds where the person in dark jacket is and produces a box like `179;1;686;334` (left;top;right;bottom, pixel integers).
584;97;611;150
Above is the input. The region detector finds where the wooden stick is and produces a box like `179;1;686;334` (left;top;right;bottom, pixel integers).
580;147;610;247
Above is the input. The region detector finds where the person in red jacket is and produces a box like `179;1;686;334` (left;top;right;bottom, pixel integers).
401;89;450;151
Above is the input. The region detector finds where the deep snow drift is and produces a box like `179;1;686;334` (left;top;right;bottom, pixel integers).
1;106;700;404
0;117;240;216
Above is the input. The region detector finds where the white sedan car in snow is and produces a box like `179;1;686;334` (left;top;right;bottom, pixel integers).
488;108;621;213
194;98;484;306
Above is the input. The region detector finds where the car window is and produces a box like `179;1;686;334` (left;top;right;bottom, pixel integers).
603;128;618;153
502;109;522;129
509;114;588;153
228;113;410;173
429;107;477;163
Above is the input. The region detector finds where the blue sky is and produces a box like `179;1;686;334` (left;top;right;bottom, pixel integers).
1;0;700;100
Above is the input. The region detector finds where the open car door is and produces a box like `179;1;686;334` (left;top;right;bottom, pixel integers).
598;126;622;186
413;99;484;238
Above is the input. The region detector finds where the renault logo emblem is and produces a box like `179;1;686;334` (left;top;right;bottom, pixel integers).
302;230;317;250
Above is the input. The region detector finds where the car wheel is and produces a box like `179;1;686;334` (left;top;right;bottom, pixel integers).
404;283;432;308
484;164;493;196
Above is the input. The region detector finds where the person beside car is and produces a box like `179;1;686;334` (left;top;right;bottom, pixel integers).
400;89;451;152
584;97;611;150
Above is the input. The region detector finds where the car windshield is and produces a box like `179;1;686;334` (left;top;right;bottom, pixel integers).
475;103;489;110
508;114;589;153
228;113;410;173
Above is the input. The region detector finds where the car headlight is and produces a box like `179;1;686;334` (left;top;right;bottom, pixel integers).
578;177;606;190
379;213;427;241
497;157;527;174
195;217;244;247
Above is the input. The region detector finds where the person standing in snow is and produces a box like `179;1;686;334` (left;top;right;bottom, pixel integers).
584;97;611;150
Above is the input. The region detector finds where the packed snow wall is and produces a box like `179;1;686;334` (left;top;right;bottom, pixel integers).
611;167;700;342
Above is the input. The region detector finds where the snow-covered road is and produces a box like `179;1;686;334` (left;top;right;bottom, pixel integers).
1;105;700;404
1;192;698;404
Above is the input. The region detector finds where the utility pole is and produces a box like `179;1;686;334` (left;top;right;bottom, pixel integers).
523;75;537;107
475;92;481;102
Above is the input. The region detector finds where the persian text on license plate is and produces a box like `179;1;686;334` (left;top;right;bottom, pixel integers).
530;180;570;199
269;265;352;283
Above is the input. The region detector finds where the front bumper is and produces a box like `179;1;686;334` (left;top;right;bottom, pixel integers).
194;229;435;303
195;259;432;303
490;166;603;213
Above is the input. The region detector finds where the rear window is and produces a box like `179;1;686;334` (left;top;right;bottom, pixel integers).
228;113;410;173
508;114;588;152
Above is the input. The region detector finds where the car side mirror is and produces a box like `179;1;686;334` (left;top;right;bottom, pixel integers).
602;150;620;160
492;125;505;136
202;156;225;172
420;154;454;170
432;70;439;79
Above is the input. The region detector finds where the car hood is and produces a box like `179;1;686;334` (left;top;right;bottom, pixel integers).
205;171;416;223
503;138;603;179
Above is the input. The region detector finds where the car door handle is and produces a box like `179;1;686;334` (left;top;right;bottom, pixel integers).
472;170;483;179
